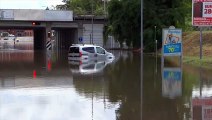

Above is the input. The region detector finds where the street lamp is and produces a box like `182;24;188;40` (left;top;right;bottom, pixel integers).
102;0;109;16
154;26;157;53
155;26;157;74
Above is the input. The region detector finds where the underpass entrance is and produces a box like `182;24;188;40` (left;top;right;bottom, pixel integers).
53;28;77;50
0;27;78;51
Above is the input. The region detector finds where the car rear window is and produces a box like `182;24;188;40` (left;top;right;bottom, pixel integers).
69;47;79;53
82;47;95;53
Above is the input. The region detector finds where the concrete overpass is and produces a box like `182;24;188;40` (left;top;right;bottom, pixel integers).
0;9;107;50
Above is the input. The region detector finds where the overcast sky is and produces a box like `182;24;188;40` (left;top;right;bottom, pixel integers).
0;0;64;9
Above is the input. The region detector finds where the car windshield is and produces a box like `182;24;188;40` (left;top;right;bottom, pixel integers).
96;47;105;54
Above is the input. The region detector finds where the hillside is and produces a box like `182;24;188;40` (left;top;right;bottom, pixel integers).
183;31;212;57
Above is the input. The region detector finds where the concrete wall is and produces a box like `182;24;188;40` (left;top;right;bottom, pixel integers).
82;24;104;47
0;9;73;21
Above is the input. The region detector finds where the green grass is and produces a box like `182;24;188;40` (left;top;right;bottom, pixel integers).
183;56;212;69
162;55;212;70
165;31;212;69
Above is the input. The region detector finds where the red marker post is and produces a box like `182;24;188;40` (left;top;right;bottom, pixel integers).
33;70;37;78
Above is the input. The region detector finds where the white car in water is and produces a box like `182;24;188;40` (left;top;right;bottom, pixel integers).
68;44;114;62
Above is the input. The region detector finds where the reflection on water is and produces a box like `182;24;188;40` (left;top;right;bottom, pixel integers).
0;37;33;50
0;50;141;120
192;97;212;120
0;88;119;120
69;58;114;75
162;67;182;99
143;55;212;120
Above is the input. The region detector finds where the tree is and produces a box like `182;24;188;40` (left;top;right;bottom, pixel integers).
58;0;105;15
106;0;141;48
60;0;192;51
143;0;192;51
106;0;191;51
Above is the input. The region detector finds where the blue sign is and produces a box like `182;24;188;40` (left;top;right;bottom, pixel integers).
162;29;182;56
79;37;83;42
164;43;182;54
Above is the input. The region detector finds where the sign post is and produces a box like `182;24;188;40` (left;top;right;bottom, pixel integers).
200;27;203;59
192;0;212;59
79;37;83;44
162;27;182;57
162;26;183;67
161;26;183;99
162;68;182;98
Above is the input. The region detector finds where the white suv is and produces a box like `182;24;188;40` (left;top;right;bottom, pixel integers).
68;44;114;62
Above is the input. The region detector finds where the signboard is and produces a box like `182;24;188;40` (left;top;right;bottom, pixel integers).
192;0;212;26
192;98;212;120
79;37;83;42
0;9;73;21
45;10;73;21
162;68;182;98
162;28;182;56
0;10;14;20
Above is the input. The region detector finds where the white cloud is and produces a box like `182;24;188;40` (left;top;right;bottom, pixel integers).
0;0;64;9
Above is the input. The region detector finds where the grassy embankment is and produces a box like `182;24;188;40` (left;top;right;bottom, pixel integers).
179;31;212;69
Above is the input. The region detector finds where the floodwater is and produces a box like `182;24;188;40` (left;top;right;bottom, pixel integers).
0;44;211;120
0;47;140;120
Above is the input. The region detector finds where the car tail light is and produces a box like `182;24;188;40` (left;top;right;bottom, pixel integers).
79;52;82;57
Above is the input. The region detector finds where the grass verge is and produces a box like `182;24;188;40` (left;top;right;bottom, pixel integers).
159;55;212;70
183;56;212;69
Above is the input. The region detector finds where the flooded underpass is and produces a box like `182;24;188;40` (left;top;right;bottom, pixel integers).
0;43;212;120
0;48;141;120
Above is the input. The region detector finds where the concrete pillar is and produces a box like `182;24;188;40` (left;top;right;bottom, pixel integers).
56;31;59;51
58;31;61;49
57;31;60;50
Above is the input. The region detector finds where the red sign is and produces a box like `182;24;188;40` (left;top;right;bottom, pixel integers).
193;0;212;26
192;98;212;106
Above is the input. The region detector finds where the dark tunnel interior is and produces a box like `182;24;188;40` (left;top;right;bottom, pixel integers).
33;27;45;50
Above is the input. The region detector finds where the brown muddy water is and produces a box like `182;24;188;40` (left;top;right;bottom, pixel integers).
0;49;210;120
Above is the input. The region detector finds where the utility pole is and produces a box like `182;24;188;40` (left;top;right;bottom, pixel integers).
200;27;202;59
154;26;157;53
141;0;143;120
91;0;94;44
103;0;106;16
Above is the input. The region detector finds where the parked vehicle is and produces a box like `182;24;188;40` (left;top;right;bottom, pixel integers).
68;44;114;62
